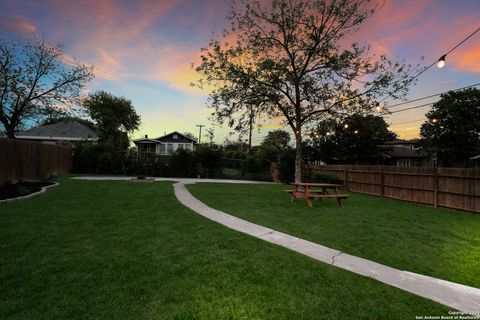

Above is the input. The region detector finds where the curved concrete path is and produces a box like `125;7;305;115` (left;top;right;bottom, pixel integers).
72;176;480;316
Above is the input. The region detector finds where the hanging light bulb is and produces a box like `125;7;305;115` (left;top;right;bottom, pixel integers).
344;123;349;129
432;118;438;123
354;130;358;134
437;55;446;68
375;105;382;112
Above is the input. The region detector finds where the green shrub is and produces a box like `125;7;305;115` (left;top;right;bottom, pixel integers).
195;144;224;178
73;143;126;174
312;172;343;184
169;149;197;178
278;148;295;183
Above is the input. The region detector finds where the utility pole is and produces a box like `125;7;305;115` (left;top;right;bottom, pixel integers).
196;124;205;144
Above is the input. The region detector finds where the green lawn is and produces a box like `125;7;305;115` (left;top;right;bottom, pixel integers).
188;183;480;289
0;179;451;319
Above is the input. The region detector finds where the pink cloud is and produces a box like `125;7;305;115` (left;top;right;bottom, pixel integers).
0;14;37;34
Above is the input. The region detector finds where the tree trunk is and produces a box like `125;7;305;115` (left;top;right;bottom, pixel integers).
294;132;302;183
5;123;16;139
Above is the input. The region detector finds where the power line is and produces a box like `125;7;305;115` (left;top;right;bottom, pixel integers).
444;25;480;57
390;118;425;126
389;89;480;114
389;102;433;114
386;82;480;109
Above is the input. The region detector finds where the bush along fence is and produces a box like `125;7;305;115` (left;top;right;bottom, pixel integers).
303;165;480;214
72;146;273;181
0;138;72;185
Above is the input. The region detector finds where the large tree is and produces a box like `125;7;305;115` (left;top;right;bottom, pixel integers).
420;88;480;167
82;91;141;148
311;113;396;163
0;37;94;138
195;0;419;182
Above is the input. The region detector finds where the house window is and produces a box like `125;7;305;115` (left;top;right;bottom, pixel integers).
167;143;174;154
178;144;184;150
159;144;166;155
141;144;155;153
398;159;411;167
184;144;191;151
173;134;178;139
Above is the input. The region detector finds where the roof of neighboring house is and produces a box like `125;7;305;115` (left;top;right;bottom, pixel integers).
133;131;197;144
15;120;98;141
133;138;160;144
470;154;480;160
379;145;429;158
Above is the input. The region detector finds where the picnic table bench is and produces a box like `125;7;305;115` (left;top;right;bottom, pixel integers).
285;182;349;208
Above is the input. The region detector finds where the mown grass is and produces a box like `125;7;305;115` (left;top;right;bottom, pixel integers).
0;179;453;319
188;183;480;289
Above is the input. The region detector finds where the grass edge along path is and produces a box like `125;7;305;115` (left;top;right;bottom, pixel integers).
187;183;480;291
0;179;452;319
177;182;480;315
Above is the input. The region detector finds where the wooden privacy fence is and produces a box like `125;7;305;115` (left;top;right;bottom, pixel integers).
0;138;72;184
303;165;480;213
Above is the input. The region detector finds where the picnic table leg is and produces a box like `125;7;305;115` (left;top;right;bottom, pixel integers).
334;187;344;207
290;185;298;202
307;198;313;208
305;186;313;208
336;197;344;207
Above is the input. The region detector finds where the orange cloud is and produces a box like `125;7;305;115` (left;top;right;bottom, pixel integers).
454;44;480;72
439;14;480;73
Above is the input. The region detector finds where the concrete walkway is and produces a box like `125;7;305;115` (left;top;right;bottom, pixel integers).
72;176;480;315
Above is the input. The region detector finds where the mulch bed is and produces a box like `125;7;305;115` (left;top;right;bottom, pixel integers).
0;182;54;200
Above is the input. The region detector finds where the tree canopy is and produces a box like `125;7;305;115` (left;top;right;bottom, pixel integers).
310;113;396;163
82;91;141;148
256;129;291;162
195;0;419;181
0;36;94;138
420;88;480;166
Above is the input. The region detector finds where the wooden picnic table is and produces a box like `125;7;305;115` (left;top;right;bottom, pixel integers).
286;182;349;208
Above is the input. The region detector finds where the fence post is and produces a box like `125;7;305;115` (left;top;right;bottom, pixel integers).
433;166;438;208
344;166;348;191
380;166;385;197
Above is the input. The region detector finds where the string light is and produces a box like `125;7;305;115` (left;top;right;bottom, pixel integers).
344;123;349;129
377;24;480;105
436;55;446;68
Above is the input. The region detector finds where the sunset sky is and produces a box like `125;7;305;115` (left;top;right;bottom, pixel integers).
1;0;479;144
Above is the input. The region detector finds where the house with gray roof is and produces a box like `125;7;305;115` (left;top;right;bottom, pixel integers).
15;120;98;144
133;132;197;155
379;139;432;167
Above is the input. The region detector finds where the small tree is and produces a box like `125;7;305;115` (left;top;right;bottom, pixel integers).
205;127;216;145
0;37;94;138
420;88;480;166
256;129;291;162
311;113;396;163
82;91;141;148
195;0;419;182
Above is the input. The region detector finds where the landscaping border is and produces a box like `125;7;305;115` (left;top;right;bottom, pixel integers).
0;182;60;204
